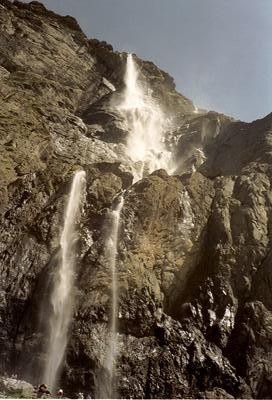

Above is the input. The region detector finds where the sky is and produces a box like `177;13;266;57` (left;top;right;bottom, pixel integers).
23;0;271;122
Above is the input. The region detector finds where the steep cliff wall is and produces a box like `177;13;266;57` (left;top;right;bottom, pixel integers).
1;1;272;398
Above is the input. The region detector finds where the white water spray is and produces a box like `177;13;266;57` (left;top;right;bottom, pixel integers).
119;54;173;179
103;194;124;397
44;170;86;390
100;54;176;396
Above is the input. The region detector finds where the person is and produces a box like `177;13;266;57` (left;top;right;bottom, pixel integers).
57;388;64;398
37;384;51;398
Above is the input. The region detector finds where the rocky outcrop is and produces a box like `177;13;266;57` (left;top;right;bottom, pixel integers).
0;376;34;398
1;0;272;398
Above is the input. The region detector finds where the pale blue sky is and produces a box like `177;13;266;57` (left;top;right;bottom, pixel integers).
23;0;271;122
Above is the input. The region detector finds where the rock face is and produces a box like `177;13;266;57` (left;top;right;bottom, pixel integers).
0;376;34;398
0;0;272;398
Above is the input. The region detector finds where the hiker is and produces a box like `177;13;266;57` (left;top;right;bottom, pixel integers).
57;388;64;398
37;383;51;398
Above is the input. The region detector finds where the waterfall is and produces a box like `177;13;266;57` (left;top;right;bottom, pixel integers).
179;189;194;237
119;53;173;180
99;54;174;396
102;194;124;398
44;170;86;390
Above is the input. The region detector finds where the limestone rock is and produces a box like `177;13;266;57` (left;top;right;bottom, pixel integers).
0;376;34;398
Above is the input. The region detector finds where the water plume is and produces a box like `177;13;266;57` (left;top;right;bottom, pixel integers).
43;170;86;391
119;53;173;180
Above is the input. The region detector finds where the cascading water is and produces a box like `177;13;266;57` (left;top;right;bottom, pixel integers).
119;53;173;180
102;194;124;398
100;54;176;396
44;170;86;390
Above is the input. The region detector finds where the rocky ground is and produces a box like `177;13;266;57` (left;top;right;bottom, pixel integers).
1;0;272;398
0;376;34;398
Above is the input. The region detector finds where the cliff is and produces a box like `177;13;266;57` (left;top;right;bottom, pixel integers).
1;0;272;398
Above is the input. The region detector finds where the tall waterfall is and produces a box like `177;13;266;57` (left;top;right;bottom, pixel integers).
44;170;86;390
119;53;173;180
100;54;174;396
103;194;124;398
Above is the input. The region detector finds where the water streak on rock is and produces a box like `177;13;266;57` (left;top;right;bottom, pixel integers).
103;194;124;398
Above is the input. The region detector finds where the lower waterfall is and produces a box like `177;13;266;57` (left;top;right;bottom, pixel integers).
43;170;86;391
102;194;124;398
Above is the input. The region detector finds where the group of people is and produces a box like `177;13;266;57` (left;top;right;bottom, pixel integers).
35;383;90;398
36;383;63;398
